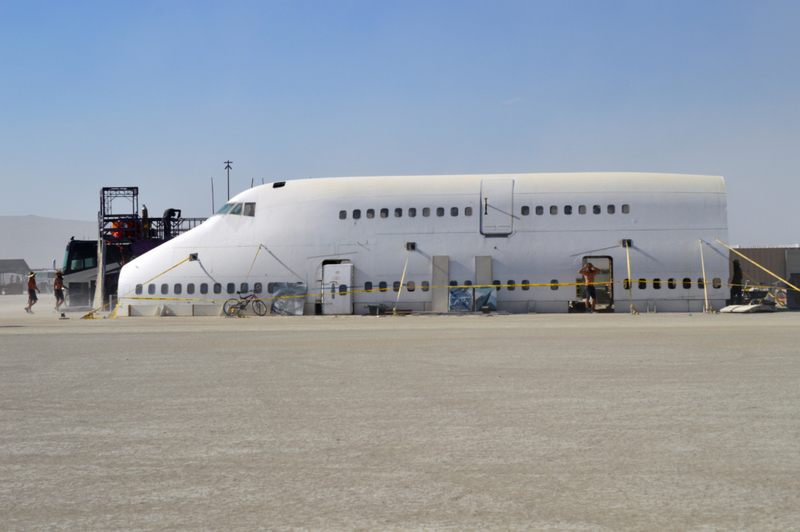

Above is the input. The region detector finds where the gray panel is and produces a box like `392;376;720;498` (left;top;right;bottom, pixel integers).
432;256;449;312
271;283;306;316
475;256;492;287
449;287;473;312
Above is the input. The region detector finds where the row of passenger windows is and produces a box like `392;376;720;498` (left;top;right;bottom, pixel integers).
136;276;723;297
339;204;631;220
523;204;630;216
621;278;723;290
340;207;473;220
215;202;256;216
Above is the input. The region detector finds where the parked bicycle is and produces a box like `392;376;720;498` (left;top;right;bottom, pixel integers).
223;291;268;317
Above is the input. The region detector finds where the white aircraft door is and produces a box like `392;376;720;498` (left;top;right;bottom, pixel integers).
322;263;354;315
480;179;514;235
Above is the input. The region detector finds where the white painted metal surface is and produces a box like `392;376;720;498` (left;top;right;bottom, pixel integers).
118;173;731;314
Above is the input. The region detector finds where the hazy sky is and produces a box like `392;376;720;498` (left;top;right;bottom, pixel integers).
1;1;798;246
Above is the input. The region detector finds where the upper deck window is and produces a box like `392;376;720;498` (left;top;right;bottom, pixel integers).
437;207;445;217
215;203;235;215
395;208;403;218
423;208;431;217
607;205;615;214
536;206;544;215
339;210;347;220
550;206;558;215
564;205;572;215
380;208;389;218
229;203;243;215
579;205;586;214
243;203;256;217
593;205;601;215
622;204;630;214
409;208;417;218
451;207;458;217
521;206;530;216
465;207;473;216
353;209;361;219
367;209;375;219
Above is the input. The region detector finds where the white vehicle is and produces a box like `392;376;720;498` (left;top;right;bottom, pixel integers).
117;173;730;314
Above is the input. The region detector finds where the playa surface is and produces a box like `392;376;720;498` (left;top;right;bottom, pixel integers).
1;295;799;531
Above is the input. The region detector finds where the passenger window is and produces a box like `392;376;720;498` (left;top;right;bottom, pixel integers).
521;206;530;216
713;278;721;288
187;283;195;294
623;279;630;290
214;283;222;294
393;281;401;292
536;206;544;215
550;280;559;290
379;281;387;292
564;206;572;215
174;283;182;295
507;280;515;291
243;203;256;217
268;282;275;293
161;283;168;295
493;280;501;290
521;280;530;291
353;209;361;219
668;279;676;289
550;206;558;215
365;282;373;292
148;284;156;295
230;203;243;215
339;210;347;220
465;207;473;216
380;208;389;218
450;281;458;286
395;208;402;218
407;281;415;292
421;281;430;292
135;284;142;295
579;205;587;214
339;284;347;295
437;207;445;217
423;208;431;217
451;207;458;217
683;278;691;289
367;209;375;219
593;205;601;215
622;204;630;214
241;283;248;293
653;279;661;289
254;283;262;294
698;278;705;289
408;208;416;218
464;281;472;286
608;205;615;214
227;283;235;294
200;283;208;294
638;279;646;289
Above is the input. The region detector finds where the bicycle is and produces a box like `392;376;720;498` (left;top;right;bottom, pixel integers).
223;291;268;317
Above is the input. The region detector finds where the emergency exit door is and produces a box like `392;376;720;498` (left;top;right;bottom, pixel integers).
322;263;354;315
480;179;514;235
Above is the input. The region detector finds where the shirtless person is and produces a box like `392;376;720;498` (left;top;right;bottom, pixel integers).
54;271;67;311
578;262;601;312
25;272;40;314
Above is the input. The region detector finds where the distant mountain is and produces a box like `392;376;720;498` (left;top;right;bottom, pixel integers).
0;216;96;269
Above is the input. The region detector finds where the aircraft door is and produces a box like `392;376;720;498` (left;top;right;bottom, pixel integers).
480;179;514;235
322;263;354;315
579;256;614;312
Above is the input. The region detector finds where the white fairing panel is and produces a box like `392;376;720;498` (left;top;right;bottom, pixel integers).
117;172;730;315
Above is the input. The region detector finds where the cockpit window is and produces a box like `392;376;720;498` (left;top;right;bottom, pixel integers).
229;203;243;215
215;203;235;215
243;203;256;217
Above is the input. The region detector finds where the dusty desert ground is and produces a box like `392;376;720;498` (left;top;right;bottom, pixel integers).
1;294;799;531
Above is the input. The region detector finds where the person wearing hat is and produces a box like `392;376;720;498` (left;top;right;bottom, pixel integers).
730;259;743;305
25;272;40;314
53;271;66;312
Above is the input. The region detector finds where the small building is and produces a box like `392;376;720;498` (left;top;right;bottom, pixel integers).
730;247;800;308
0;259;32;295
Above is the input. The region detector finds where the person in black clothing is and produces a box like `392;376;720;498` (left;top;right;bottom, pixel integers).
730;259;743;305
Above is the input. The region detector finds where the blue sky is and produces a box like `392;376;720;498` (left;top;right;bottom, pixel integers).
1;1;798;245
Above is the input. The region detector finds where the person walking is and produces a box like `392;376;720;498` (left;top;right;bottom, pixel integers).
54;271;66;311
579;262;601;312
25;272;40;314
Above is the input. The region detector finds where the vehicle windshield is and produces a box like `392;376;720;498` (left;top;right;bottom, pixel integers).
215;203;235;215
229;203;243;215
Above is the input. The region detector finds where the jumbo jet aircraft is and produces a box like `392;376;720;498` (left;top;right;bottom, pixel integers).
116;173;730;315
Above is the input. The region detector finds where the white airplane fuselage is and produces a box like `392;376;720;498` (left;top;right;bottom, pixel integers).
117;173;730;314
